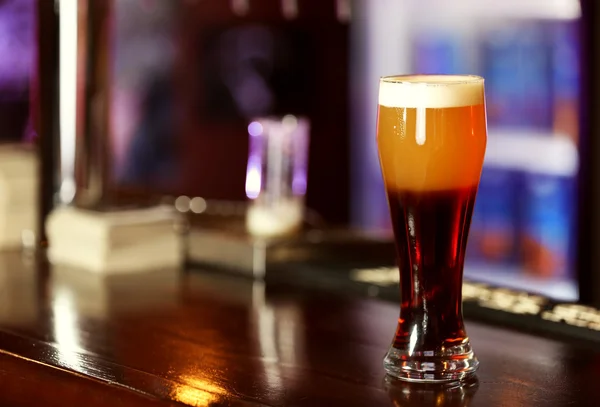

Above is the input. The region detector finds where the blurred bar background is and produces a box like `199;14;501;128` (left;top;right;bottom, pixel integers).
0;0;592;302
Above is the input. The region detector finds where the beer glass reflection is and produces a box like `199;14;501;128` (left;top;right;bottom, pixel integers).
377;75;487;382
384;375;479;406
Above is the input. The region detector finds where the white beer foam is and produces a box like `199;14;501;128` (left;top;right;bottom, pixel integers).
379;75;484;109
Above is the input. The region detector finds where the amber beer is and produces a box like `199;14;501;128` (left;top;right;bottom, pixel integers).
378;75;486;382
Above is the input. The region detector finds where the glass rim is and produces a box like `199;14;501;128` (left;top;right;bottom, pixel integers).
380;74;484;86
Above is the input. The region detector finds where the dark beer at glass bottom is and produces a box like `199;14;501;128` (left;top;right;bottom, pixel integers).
388;186;477;352
377;75;487;382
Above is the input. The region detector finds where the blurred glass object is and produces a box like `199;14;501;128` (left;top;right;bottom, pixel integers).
350;0;582;300
58;0;117;207
58;0;180;207
245;116;310;238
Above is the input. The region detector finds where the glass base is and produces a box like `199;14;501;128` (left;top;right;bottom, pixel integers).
383;342;479;383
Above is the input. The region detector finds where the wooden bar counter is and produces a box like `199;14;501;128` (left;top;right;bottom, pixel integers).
0;251;595;406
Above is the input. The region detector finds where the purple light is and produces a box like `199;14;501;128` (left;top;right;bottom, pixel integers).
248;121;263;137
292;174;307;196
245;158;262;199
0;0;35;90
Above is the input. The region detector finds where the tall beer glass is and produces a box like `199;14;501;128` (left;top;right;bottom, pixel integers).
378;75;486;382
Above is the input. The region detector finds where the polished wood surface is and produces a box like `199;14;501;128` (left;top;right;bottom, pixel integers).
0;251;596;406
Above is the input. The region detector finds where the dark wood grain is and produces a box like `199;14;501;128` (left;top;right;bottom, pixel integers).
0;251;596;406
